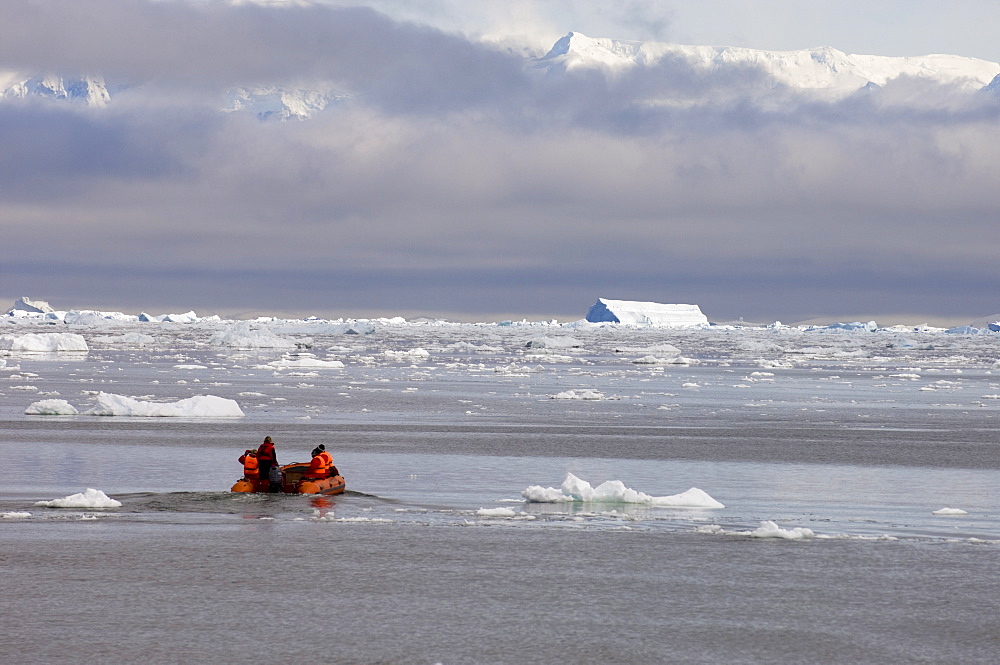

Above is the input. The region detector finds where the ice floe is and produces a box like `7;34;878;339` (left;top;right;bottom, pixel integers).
83;392;244;417
209;321;299;349
932;507;969;515
265;354;345;369
631;355;699;365
522;473;724;508
92;332;157;347
525;336;582;349
0;332;88;352
35;488;122;509
384;348;430;359
551;389;608;400
25;399;79;415
696;521;815;539
476;507;518;517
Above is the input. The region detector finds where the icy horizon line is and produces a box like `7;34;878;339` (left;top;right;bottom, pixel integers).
3;295;995;329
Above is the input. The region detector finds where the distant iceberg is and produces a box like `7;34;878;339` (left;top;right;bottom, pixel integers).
7;297;54;314
585;298;709;327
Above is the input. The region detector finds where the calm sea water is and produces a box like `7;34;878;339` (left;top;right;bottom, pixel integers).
2;324;999;663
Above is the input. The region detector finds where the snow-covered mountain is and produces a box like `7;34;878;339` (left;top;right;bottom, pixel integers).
534;32;1000;96
0;71;111;107
2;32;999;118
224;85;348;121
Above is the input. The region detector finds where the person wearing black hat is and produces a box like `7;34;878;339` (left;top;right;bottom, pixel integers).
302;446;321;480
257;436;279;492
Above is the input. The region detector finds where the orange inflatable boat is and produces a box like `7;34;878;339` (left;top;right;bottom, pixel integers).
231;461;346;495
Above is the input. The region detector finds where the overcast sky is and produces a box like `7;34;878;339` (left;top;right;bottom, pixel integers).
2;0;999;324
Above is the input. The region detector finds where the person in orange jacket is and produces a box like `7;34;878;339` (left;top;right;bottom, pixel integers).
256;436;279;492
238;449;259;485
317;445;334;477
304;446;329;480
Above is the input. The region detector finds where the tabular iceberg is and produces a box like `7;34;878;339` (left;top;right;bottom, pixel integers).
586;298;709;327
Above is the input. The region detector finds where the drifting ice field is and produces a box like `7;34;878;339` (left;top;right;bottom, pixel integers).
3;315;1000;664
2;316;998;537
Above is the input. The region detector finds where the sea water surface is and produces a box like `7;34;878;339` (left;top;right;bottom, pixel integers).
2;321;999;664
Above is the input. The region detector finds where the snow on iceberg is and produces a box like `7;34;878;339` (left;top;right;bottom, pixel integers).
83;392;244;417
585;298;708;327
35;488;122;509
25;399;79;415
0;332;88;352
209;321;298;349
522;473;724;508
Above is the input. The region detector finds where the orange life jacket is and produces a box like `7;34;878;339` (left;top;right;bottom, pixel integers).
257;442;276;465
318;450;334;475
240;451;259;478
305;454;326;479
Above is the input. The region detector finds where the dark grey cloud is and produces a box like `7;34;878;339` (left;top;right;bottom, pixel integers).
0;0;529;107
2;1;1000;323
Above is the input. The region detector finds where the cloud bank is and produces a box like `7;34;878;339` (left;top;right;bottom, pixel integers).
2;0;999;323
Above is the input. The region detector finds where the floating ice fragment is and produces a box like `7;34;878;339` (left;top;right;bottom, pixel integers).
384;348;430;358
751;520;815;539
35;488;122;509
632;355;698;365
551;389;606;400
84;392;244;417
525;336;582;349
209;321;297;349
522;473;724;508
0;332;88;352
25;399;79;415
932;507;968;515
2;511;32;519
476;507;518;518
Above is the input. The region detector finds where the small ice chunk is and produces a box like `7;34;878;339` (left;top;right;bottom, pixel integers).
551;389;605;400
522;473;724;508
25;399;79;415
750;520;814;539
932;507;968;515
35;488;122;509
476;507;518;518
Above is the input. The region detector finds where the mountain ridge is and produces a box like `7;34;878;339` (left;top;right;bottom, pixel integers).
3;31;999;118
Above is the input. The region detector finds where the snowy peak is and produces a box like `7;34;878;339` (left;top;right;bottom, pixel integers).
534;32;1000;94
224;86;348;121
538;32;645;70
0;72;110;107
